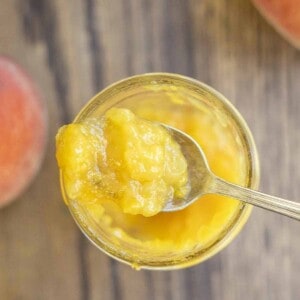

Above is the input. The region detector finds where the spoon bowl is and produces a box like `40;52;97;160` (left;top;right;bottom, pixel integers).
163;126;211;212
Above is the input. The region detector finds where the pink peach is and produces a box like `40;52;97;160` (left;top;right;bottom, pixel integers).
0;56;47;208
252;0;300;49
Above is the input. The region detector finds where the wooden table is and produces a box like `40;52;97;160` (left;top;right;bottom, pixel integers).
1;1;300;299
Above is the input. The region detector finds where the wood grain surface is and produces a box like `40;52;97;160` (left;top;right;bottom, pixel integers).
1;0;300;299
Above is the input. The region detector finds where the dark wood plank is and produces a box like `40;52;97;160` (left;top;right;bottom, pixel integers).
1;0;300;299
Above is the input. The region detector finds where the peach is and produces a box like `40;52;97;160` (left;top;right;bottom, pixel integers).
252;0;300;49
0;56;47;208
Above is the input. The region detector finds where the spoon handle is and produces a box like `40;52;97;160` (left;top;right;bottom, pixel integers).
210;176;300;221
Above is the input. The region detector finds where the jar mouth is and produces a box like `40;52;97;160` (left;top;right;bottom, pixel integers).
63;72;260;270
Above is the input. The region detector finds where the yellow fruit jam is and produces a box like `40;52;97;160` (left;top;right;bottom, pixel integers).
56;108;189;217
56;85;251;265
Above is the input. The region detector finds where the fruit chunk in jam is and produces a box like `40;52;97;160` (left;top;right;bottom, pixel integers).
56;108;189;217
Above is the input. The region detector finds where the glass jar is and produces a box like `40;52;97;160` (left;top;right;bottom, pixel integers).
60;73;260;270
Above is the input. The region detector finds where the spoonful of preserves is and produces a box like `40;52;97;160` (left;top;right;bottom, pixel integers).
162;125;300;221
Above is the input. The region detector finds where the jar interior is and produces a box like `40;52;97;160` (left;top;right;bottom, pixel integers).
65;74;257;269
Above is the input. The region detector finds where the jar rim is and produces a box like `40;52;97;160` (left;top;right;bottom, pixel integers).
63;72;260;270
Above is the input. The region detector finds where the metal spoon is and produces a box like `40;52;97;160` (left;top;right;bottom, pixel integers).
162;125;300;221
